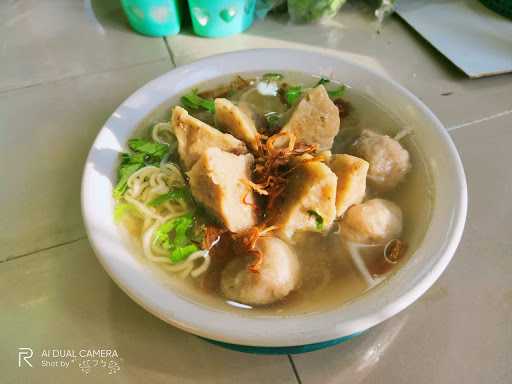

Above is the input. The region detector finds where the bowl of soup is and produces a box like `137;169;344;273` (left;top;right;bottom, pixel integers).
81;49;467;353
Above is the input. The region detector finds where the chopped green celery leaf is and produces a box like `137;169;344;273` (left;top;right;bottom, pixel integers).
181;90;215;113
181;97;199;111
128;138;169;158
121;152;143;166
170;244;199;263
113;162;143;200
262;73;284;81
113;138;170;200
154;213;198;262
285;86;303;105
316;77;330;86
147;187;191;207
173;215;195;247
307;210;324;231
114;203;138;222
155;213;194;245
327;85;346;99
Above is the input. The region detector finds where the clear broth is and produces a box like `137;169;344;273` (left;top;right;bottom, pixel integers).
126;72;434;316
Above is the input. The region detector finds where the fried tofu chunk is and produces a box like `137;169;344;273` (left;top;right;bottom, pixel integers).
272;161;337;239
187;147;257;233
281;85;340;150
330;154;369;217
172;106;247;170
215;98;260;151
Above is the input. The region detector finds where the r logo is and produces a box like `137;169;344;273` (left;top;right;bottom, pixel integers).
18;347;33;367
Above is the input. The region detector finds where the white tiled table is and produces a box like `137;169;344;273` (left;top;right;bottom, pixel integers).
1;1;511;383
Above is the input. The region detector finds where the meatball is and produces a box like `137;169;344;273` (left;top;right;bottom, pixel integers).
340;199;402;244
353;130;411;192
221;237;300;306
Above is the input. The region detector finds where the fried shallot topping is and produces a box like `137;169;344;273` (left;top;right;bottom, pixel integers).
250;131;318;217
233;131;320;272
232;224;279;273
201;224;227;251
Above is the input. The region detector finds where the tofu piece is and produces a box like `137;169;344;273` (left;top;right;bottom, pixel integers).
272;161;337;239
281;85;340;151
215;98;259;151
238;101;267;133
187;147;257;233
171;106;247;170
330;154;369;217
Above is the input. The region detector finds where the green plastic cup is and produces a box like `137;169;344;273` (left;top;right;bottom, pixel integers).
188;0;256;38
121;0;183;37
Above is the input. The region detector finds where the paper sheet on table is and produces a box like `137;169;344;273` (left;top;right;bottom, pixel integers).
395;0;512;78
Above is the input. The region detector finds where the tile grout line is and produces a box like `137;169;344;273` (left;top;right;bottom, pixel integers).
447;109;512;132
163;37;177;67
287;355;303;384
0;57;170;95
1;236;87;265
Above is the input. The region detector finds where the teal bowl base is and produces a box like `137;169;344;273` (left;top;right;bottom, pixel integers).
200;333;362;355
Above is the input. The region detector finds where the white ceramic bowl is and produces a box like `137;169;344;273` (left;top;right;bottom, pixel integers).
81;49;467;348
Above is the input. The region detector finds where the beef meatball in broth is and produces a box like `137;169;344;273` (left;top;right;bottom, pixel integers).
340;199;402;244
353;130;411;192
221;237;300;306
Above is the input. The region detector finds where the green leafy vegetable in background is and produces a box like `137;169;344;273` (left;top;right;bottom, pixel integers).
262;73;284;81
288;0;347;23
154;213;200;263
113;138;170;200
307;210;324;231
147;187;192;207
181;89;215;113
285;85;303;105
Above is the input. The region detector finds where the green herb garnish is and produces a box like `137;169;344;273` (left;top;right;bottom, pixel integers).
170;244;200;263
327;85;346;99
315;77;330;86
307;210;324;231
181;89;215;113
262;73;284;81
154;213;200;263
128;138;169;158
147;187;191;207
113;162;144;200
113;138;170;200
285;86;303;105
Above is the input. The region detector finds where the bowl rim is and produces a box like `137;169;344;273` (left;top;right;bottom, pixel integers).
81;48;467;347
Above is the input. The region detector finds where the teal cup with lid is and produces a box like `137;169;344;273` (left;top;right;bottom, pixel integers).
121;0;183;37
188;0;256;38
